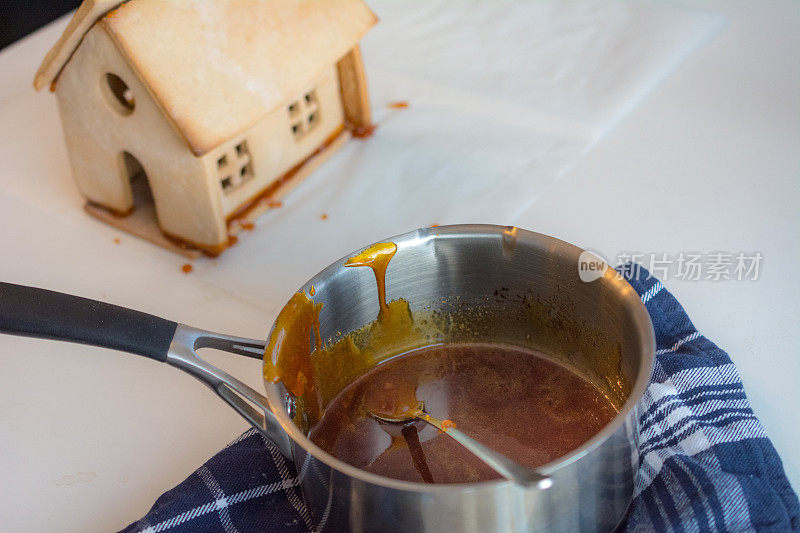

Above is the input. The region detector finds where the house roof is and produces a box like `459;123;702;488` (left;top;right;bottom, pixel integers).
33;0;122;92
36;0;377;156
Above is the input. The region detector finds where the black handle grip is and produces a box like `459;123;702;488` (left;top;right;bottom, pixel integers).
0;282;177;362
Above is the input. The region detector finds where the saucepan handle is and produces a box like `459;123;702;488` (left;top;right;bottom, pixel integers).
0;282;177;361
0;282;293;459
166;324;293;459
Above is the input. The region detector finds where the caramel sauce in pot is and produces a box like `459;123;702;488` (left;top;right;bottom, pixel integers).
263;239;625;482
309;343;617;484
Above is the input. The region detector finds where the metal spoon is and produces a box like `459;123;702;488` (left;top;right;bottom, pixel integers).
369;402;552;489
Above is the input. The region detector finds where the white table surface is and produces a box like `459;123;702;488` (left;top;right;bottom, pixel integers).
0;1;797;531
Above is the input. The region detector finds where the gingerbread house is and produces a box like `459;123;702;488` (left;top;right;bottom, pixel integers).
35;0;377;256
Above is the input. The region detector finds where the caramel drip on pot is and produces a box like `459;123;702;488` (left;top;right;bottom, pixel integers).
263;241;427;426
344;242;397;312
263;292;324;421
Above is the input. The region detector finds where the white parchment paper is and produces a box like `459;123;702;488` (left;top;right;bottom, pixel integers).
0;1;723;314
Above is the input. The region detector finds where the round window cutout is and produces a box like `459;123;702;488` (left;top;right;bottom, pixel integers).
104;73;135;115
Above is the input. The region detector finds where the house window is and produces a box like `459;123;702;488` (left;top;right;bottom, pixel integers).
103;73;135;115
217;140;254;194
287;89;320;140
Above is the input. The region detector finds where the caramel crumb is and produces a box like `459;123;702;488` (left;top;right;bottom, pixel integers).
388;101;409;109
320;213;328;220
181;264;193;274
267;200;283;208
113;238;121;244
430;223;440;228
440;419;457;432
240;221;255;231
351;124;377;138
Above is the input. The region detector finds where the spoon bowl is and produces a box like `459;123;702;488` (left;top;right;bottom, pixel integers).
368;402;552;489
368;401;425;424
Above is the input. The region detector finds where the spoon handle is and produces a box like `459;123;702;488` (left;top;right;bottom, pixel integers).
420;412;552;489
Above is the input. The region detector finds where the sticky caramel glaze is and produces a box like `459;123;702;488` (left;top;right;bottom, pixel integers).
309;343;618;484
440;419;456;431
86;200;232;255
344;242;397;312
264;242;430;427
162;230;232;257
91;125;348;256
226;124;346;230
350;123;377;138
264;292;325;421
106;125;347;257
86;200;134;218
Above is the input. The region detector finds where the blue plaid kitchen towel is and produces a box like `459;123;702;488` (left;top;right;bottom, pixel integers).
122;265;799;532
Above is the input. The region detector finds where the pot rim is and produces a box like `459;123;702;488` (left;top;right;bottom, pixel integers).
263;224;655;493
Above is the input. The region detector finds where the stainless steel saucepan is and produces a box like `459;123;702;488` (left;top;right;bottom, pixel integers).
0;225;654;532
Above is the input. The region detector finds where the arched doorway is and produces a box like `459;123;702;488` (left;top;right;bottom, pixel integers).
121;151;155;214
85;151;199;257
